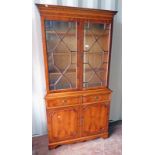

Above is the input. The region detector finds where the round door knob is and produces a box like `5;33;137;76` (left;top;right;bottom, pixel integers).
105;102;109;106
95;96;99;100
62;99;67;103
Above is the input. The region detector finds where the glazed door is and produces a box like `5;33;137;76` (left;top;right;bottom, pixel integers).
45;20;78;91
83;22;111;88
47;106;80;142
44;20;111;91
81;103;109;136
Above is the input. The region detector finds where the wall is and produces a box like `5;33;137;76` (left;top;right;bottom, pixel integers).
109;0;122;121
32;0;122;136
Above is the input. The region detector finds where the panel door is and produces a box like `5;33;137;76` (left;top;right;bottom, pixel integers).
81;102;109;136
47;106;80;142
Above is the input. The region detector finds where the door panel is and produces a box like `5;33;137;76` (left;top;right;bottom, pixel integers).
47;106;80;142
83;22;111;88
45;20;77;90
81;103;108;136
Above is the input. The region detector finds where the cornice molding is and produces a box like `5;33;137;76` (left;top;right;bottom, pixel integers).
36;4;117;21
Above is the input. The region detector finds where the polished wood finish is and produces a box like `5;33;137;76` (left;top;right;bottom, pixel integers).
36;4;117;22
83;94;110;103
77;21;84;90
81;102;108;136
41;16;50;93
47;96;81;107
47;105;80;143
36;4;116;149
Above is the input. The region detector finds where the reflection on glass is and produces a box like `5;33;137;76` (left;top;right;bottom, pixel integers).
45;20;77;90
83;22;111;88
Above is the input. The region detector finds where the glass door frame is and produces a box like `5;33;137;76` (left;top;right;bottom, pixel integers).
41;16;113;93
42;17;84;93
82;21;112;90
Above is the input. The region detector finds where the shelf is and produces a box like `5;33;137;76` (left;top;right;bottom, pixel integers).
46;30;110;36
84;51;109;53
47;51;77;54
46;30;76;36
47;50;108;53
49;69;76;74
48;66;108;74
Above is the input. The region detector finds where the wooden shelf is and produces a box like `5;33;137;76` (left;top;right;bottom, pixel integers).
49;66;108;74
46;30;110;36
46;30;76;36
47;51;108;55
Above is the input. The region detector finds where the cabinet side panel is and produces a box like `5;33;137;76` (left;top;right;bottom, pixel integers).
107;20;114;86
41;17;50;92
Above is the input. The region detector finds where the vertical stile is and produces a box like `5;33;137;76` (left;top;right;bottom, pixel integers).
77;21;84;90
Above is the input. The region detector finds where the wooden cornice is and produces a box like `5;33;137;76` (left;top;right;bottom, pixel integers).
36;4;117;22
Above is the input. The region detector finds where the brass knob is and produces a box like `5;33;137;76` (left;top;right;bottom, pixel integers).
62;99;67;103
105;102;109;106
81;118;84;124
95;96;99;100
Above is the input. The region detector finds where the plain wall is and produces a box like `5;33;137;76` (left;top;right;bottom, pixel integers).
109;0;122;121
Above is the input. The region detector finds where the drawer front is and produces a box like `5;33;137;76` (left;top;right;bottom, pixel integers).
83;94;110;103
47;97;81;107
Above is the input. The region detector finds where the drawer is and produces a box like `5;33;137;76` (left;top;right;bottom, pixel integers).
83;94;110;103
47;96;81;107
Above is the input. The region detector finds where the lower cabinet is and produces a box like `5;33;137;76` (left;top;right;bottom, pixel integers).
47;102;109;143
81;102;109;136
46;90;111;149
47;106;80;142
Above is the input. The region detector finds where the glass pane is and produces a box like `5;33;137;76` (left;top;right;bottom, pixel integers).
45;20;77;90
83;22;111;88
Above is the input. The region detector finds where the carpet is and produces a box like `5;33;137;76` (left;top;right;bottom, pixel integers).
32;121;122;155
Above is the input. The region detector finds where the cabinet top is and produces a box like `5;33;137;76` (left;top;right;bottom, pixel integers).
36;4;117;21
45;88;112;99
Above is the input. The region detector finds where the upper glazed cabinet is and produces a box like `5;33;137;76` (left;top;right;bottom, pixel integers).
44;19;111;91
